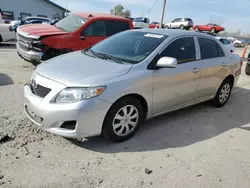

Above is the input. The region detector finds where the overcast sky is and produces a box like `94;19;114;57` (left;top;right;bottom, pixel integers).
52;0;250;33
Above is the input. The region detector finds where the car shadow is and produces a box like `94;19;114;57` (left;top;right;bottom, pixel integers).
68;86;250;153
0;73;13;86
0;42;16;49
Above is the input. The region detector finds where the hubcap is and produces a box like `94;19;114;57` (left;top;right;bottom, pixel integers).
113;105;139;136
219;83;231;104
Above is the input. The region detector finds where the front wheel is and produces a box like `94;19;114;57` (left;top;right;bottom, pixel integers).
210;27;215;33
211;79;233;107
102;96;144;142
245;63;250;75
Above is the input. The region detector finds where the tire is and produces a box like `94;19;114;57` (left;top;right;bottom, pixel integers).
210;27;215;33
165;25;169;29
180;25;184;30
102;96;144;142
245;63;250;75
211;79;233;108
195;26;199;32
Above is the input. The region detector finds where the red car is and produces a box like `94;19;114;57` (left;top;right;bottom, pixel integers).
193;23;225;33
148;22;160;28
16;12;134;62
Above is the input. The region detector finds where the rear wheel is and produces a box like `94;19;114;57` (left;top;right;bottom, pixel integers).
102;96;144;142
180;25;185;30
211;79;233;107
195;26;199;32
245;63;250;75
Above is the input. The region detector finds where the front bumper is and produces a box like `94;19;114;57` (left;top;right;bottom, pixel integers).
16;42;43;63
23;74;112;138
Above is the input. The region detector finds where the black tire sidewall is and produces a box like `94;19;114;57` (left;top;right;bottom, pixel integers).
213;79;233;107
102;97;144;142
245;63;250;75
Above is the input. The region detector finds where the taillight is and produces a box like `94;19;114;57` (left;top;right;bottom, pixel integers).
240;60;243;66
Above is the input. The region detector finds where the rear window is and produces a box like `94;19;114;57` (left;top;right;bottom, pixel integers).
184;18;192;21
55;14;88;32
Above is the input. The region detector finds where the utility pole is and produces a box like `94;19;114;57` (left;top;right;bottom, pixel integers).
160;0;166;28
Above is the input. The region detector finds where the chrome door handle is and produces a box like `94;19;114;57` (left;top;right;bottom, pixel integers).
192;67;200;73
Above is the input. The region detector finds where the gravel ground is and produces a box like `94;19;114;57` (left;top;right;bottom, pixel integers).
1;44;250;188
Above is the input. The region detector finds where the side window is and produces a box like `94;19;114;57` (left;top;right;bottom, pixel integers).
161;37;196;64
30;20;43;24
106;20;130;36
217;44;225;57
198;37;224;59
82;21;106;37
37;15;47;18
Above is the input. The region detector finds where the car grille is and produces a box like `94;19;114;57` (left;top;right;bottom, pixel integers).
30;84;51;98
17;33;35;52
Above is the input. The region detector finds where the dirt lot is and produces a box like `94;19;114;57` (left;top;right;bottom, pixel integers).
1;44;250;188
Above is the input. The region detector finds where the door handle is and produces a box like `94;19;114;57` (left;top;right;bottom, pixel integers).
192;67;200;73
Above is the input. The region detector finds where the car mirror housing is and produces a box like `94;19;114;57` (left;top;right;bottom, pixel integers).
156;57;177;68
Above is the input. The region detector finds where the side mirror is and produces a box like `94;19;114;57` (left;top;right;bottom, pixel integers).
156;57;177;68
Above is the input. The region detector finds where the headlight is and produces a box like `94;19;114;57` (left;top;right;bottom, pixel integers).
55;87;106;103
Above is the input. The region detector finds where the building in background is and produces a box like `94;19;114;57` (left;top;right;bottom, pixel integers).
0;0;70;22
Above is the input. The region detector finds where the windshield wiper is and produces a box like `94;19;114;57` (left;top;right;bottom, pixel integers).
98;53;123;64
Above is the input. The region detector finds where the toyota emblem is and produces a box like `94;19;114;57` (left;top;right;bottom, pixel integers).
31;79;38;89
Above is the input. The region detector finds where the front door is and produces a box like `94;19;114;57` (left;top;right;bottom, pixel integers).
153;37;200;115
80;20;107;50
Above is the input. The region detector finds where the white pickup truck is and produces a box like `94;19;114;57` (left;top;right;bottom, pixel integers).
133;17;150;29
0;9;16;43
0;24;16;43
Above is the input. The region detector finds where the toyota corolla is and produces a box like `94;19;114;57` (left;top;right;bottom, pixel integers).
24;29;241;142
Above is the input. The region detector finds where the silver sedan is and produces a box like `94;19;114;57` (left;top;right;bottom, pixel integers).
24;29;242;142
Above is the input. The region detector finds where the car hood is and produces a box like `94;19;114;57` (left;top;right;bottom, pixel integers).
18;24;67;38
36;51;133;86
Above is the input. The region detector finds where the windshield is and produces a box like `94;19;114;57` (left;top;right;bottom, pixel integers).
55;14;88;32
89;31;168;64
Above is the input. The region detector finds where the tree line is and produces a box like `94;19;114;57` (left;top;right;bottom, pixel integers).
110;5;131;18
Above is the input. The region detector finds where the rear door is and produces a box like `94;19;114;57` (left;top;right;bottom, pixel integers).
80;20;107;50
196;37;228;99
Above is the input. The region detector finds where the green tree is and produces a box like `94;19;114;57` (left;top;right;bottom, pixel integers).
110;5;131;17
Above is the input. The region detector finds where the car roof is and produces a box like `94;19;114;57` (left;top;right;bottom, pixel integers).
74;12;131;21
131;29;216;38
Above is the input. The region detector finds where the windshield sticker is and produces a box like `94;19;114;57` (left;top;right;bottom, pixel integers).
144;33;164;38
